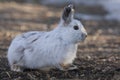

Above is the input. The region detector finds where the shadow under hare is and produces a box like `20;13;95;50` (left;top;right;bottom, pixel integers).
7;4;87;72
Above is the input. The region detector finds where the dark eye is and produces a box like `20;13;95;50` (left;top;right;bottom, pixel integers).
73;26;79;30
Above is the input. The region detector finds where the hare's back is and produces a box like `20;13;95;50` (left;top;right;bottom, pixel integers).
10;31;45;49
21;31;45;44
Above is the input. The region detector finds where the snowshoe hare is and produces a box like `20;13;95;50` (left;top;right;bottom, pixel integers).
7;4;87;72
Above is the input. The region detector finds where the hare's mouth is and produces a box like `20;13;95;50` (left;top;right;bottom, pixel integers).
79;37;87;42
81;33;87;41
81;38;86;41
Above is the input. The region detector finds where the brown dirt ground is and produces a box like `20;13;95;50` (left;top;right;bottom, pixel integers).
0;2;120;80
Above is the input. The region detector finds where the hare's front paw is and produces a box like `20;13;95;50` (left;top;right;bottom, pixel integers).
58;63;78;71
67;64;78;70
10;64;24;72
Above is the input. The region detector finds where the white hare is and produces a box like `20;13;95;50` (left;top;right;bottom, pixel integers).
7;4;87;72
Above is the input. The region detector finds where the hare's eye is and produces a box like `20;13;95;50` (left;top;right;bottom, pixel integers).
73;26;79;30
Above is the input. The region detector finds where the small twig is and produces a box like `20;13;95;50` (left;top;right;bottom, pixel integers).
27;73;36;80
6;72;11;78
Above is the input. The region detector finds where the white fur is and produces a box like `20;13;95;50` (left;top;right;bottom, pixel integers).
7;5;87;71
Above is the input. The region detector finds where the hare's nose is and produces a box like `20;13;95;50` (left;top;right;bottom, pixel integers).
85;34;87;38
81;33;87;39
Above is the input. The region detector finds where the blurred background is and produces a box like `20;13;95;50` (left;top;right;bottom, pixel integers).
0;0;120;80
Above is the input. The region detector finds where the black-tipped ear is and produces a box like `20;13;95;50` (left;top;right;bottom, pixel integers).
62;4;74;24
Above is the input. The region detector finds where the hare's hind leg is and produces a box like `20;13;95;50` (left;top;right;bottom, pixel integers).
8;54;25;72
10;57;25;72
8;45;25;72
10;64;24;72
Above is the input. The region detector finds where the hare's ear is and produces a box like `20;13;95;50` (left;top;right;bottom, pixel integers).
61;4;74;24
